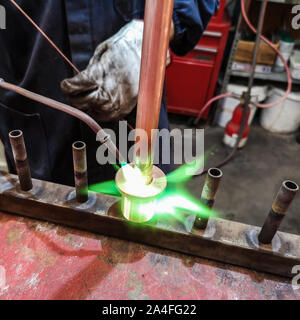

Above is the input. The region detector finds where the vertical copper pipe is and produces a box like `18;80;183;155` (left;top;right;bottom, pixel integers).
9;130;33;191
258;180;299;244
194;168;223;229
72;141;88;203
134;0;174;180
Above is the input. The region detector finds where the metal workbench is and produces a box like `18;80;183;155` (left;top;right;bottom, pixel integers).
0;210;299;300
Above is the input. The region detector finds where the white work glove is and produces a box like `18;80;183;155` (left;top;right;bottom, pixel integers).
61;20;143;122
61;20;170;122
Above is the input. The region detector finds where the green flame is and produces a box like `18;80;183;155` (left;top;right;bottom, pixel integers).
89;153;218;223
89;179;121;197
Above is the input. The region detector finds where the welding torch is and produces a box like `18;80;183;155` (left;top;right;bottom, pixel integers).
0;78;126;164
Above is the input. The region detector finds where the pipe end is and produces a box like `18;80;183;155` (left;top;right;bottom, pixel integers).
208;168;223;179
9;130;23;139
283;180;299;193
72;141;86;151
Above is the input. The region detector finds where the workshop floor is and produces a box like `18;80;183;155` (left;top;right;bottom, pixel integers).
169;114;300;235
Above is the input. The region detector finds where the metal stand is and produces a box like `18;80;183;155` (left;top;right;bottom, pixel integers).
0;172;299;278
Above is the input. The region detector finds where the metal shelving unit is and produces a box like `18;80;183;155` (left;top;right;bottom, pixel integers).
231;70;300;84
220;0;300;94
213;0;300;123
258;0;300;3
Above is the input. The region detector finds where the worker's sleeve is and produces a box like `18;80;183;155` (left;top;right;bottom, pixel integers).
171;0;220;56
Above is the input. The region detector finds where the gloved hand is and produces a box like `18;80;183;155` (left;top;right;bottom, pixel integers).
61;20;171;122
61;20;143;122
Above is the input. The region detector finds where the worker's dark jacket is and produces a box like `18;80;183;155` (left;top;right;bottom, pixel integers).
0;0;218;186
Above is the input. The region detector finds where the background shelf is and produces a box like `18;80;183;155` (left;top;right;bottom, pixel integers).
231;70;300;84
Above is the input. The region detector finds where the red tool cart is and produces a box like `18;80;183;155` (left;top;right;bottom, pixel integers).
166;1;230;119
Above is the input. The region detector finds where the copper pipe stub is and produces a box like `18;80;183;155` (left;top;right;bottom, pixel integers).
9;130;33;191
72;141;88;203
115;164;167;223
194;168;223;229
258;180;299;244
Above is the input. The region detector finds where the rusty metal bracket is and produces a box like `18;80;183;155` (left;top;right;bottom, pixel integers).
0;172;299;278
